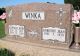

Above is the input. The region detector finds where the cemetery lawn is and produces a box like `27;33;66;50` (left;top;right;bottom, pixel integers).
0;21;6;38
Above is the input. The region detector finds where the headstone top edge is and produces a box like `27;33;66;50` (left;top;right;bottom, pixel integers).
5;2;72;9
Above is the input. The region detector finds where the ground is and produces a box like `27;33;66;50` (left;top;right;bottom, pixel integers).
0;21;6;38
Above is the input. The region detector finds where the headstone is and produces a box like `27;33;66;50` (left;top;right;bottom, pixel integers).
5;3;73;48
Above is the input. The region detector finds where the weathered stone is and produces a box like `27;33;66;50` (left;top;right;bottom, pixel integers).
5;3;73;48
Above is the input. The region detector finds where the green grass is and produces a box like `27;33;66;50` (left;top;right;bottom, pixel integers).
0;21;6;38
0;48;15;56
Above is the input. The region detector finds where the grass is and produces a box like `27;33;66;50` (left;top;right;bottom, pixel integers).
0;48;15;56
0;21;6;38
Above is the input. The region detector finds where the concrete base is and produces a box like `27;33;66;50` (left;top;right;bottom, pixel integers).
0;39;80;56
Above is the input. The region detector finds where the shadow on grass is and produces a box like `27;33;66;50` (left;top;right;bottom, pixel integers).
0;48;15;56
